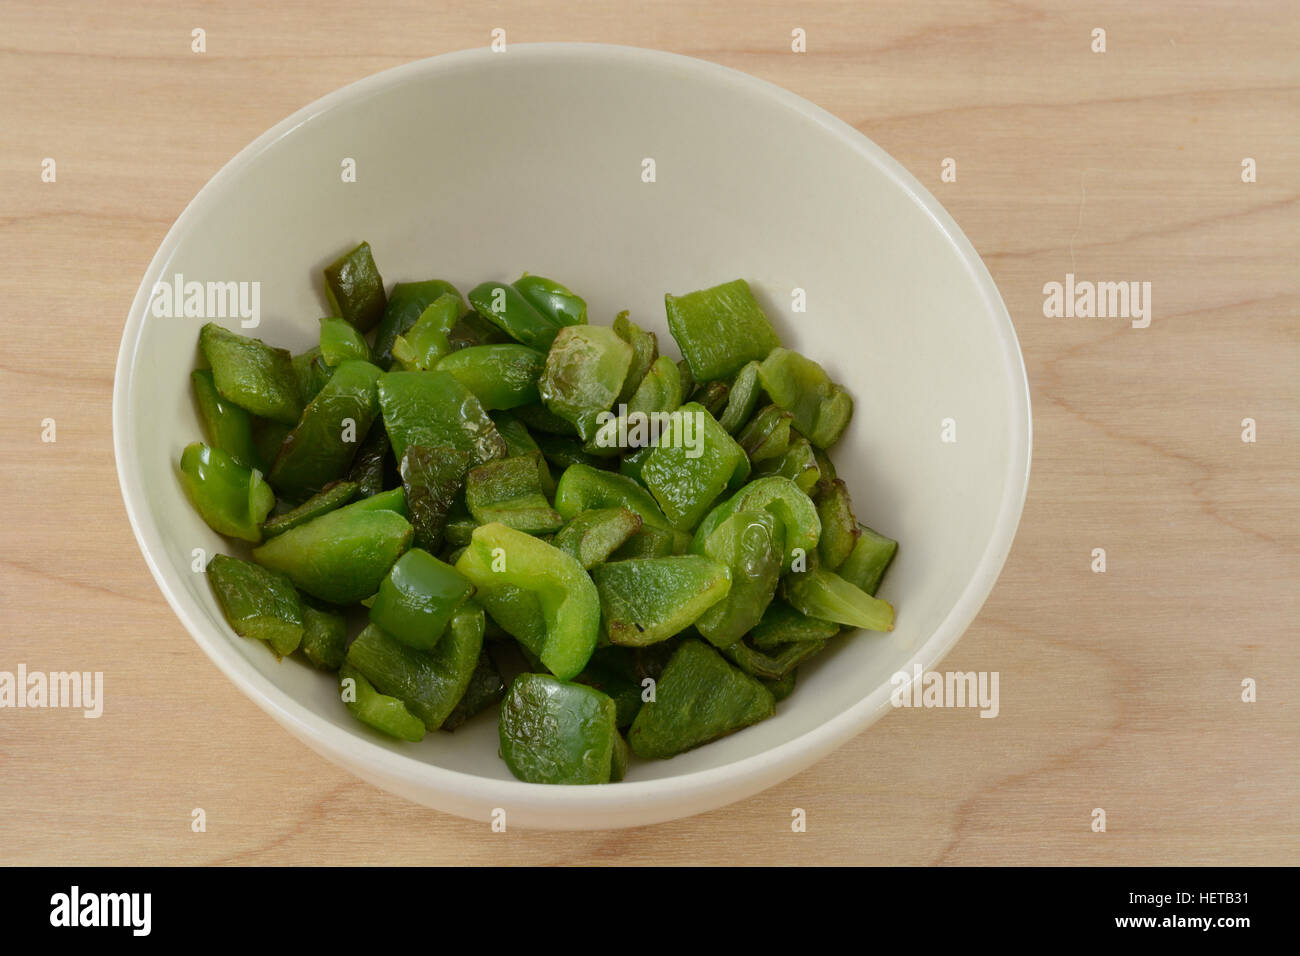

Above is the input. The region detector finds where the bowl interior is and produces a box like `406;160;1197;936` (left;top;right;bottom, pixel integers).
117;46;1027;798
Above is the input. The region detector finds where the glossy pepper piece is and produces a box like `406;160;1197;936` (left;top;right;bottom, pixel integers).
513;401;579;436
377;370;507;465
252;500;412;604
207;553;303;656
694;380;730;419
512;274;588;328
199;322;303;425
837;524;898;596
612;311;657;404
437;344;546;410
318;316;372;367
609;524;678;560
179;442;276;542
553;507;642;569
722;638;826;681
691;475;821;573
345;605;485;730
261;480;358;538
454;522;599;680
447;308;512;352
268;359;382;502
628;639;774;759
554;463;674;534
783;567;894;631
464;453;562;534
754;433;821;495
441;649;505;731
191;369;259;470
339;664;426;742
468;280;562;351
762;669;797;702
323;241;386;333
749;599;839;649
716;360;764;434
537;434;612;472
814;478;861;571
538;325;634;442
757;347;853;449
692;510;785;648
639;403;750;530
369;548;474;650
665;278;781;382
349;486;407;516
736;404;793;463
498;673;620;784
399;445;474;552
390;294;457;371
591;556;730;646
575;646;647;728
299;600;349;670
373;279;464;369
626;355;685;418
490;412;555;495
346;423;392;497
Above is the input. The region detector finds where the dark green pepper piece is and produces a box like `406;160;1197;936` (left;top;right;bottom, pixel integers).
694;380;730;419
251;416;293;474
319;316;372;367
612;311;657;404
490;411;555;495
639;403;750;530
626;355;685;417
512;273;588;328
468;280;561;351
339;664;426;742
554;463;674;533
191;368;259;470
291;347;335;407
299;600;348;670
538;325;634;442
665;278;781;382
762;669;797;702
721;637;826;681
390;295;456;372
814;478;861;571
757;347;853;449
628;639;774;759
377;370;507;465
268;359;382;503
716;360;764;434
252;500;412;604
782;568;894;631
207;553;303;656
346;421;392;497
369;548;474;650
179;442;275;542
499;673;620;784
262;480;358;538
749;599;839;649
199;322;303;425
837;524;898;596
575;646;646;728
692;510;785;648
447;308;511;351
441;649;506;731
373;279;464;369
513;401;579;435
609;525;678;560
437;344;546;410
553;507;642;569
755;433;821;495
737;403;793;463
399;445;474;552
591;556;730;647
537;434;612;472
465;453;562;534
323;241;386;333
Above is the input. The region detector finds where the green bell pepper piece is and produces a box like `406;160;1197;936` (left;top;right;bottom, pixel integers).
639;403;750;530
469;280;562;351
609;525;678;560
349;486;407;516
346;605;484;730
591;555;730;646
498;673;620;784
762;669;797;702
628;639;774;759
490;411;555;495
626;355;684;418
390;294;457;371
837;524;898;596
783;567;894;631
299;600;348;670
757;347;854;449
291;347;335;407
369;548;474;650
553;507;643;569
814;478;861;571
346;422;392;497
323;241;386;333
442;649;506;731
692;510;785;648
191;369;259;470
610;731;630;781
716;360;764;434
251;417;292;474
268;359;382;502
575;646;646;728
399;445;474;552
691;475;821;573
537;434;611;471
377;369;507;465
262;480;358;538
465;453;563;534
437;344;546;410
207;553;304;656
513;401;579;435
373;279;464;369
318;316;372;367
538;325;634;442
755;433;821;495
512;273;588;328
737;403;793;463
179;442;275;542
448;308;511;351
694;380;730;419
252;501;412;604
554;463;673;533
749;599;839;649
612;311;657;404
454;522;599;680
199;322;303;425
721;637;826;681
339;664;426;742
665;278;781;382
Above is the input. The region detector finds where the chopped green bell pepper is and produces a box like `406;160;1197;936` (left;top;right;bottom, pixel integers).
373;279;464;369
318;316;372;367
665;278;781;382
639;403;750;530
390;294;457;371
441;649;505;731
783;567;894;631
737;403;793;463
754;433;821;495
299;600;348;670
199;322;303;425
369;548;474;650
399;445;473;552
512;274;588;328
837;524;898;596
179;442;276;542
323;241;386;333
612;311;657;404
191;368;259;470
591;555;730;646
469;280;562;351
261;480;358;538
814;478;861;571
437;344;546;410
339;664;426;742
757;347;853;449
539;325;634;442
692;510;785;647
716;360;764;434
377;369;507;465
207;553;304;656
691;475;821;573
499;673;620;784
465;453;562;534
553;507;643;569
749;599;839;649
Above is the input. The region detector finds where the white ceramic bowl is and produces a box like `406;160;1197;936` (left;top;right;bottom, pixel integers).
114;43;1030;829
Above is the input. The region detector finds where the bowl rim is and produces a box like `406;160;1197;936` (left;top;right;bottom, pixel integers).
113;41;1032;825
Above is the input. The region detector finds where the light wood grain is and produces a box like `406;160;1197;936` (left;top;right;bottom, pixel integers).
1;0;1296;865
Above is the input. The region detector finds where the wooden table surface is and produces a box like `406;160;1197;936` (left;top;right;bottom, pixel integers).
1;1;1295;865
